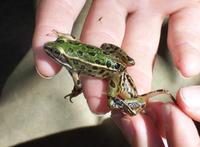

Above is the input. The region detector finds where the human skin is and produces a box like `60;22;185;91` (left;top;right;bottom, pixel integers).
32;0;200;146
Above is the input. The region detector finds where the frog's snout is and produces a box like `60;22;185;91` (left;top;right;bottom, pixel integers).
44;42;54;52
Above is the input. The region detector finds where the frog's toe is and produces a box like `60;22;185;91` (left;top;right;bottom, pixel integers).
64;88;82;103
64;94;74;103
114;98;137;116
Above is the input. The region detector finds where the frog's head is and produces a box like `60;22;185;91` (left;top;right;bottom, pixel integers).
44;39;67;64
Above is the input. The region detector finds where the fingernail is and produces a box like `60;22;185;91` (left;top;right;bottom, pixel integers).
35;66;53;79
87;97;101;112
180;86;200;111
87;97;109;114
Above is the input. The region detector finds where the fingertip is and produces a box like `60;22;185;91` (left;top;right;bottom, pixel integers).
177;86;200;121
174;47;200;77
82;77;110;114
34;49;61;78
161;102;200;147
86;96;110;114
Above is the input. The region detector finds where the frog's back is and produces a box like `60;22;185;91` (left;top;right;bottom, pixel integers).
62;40;126;77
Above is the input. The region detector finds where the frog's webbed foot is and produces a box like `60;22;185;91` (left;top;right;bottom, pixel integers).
109;97;139;116
119;89;176;115
64;87;83;103
112;98;137;116
111;97;146;116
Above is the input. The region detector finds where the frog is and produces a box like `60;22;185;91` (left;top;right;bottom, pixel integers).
43;30;176;116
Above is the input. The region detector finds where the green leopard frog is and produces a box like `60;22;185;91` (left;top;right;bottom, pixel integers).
44;30;175;116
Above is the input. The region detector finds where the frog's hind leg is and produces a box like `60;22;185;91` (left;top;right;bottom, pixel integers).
120;71;138;98
108;72;136;115
64;70;82;103
139;89;176;104
123;89;176;115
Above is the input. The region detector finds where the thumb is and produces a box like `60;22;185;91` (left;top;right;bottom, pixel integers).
177;85;200;122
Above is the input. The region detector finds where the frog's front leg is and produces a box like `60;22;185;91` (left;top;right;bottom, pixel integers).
64;70;82;102
50;29;76;41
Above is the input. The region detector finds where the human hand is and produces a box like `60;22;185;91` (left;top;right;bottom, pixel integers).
112;86;200;146
32;0;200;146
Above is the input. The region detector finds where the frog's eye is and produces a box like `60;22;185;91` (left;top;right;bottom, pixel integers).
56;38;65;43
56;36;67;43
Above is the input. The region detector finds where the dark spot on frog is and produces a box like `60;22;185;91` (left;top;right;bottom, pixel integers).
109;50;115;54
103;72;110;78
121;82;125;87
126;75;134;88
80;65;85;69
95;60;101;64
88;52;95;56
110;80;116;88
103;51;109;55
88;69;92;72
106;61;112;68
77;80;81;85
99;69;105;74
128;92;134;98
54;50;61;58
77;51;83;56
73;60;78;65
114;46;119;50
68;48;73;52
92;66;98;70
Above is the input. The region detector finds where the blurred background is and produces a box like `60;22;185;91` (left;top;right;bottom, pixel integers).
0;0;34;92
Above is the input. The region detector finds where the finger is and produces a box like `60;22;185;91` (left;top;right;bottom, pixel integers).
112;111;164;147
162;103;200;147
146;102;166;138
177;85;200;122
122;11;164;93
32;0;86;77
168;4;200;77
80;0;128;114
